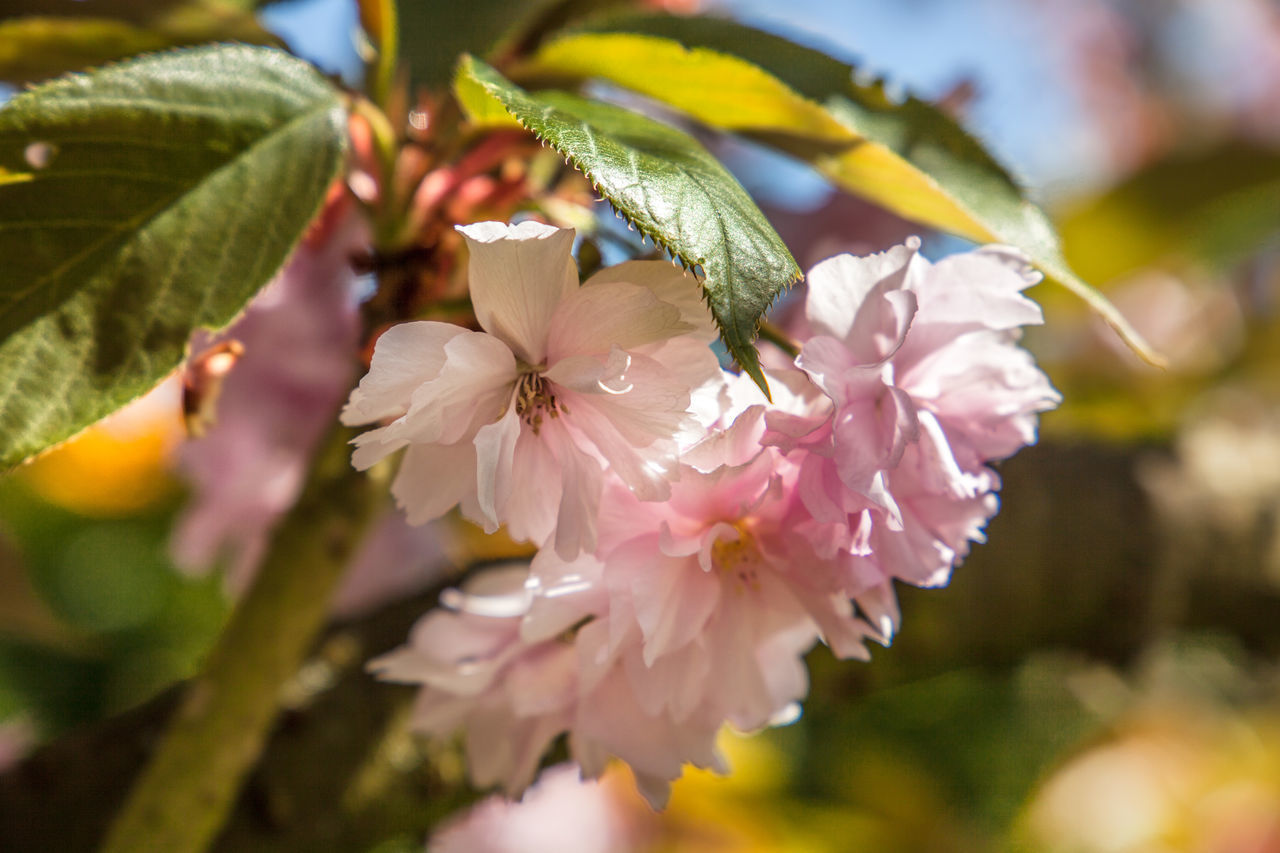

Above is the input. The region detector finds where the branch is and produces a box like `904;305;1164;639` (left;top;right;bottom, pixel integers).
98;426;378;853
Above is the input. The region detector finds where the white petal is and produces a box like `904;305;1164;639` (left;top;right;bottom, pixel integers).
349;425;407;471
583;259;715;341
523;550;605;643
457;221;578;364
552;350;689;451
341;321;465;425
473;400;522;533
391;331;515;445
546;280;690;361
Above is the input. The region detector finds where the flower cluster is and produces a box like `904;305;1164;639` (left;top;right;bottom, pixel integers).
344;222;1060;806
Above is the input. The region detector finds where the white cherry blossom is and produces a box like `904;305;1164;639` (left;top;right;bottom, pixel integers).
342;221;720;557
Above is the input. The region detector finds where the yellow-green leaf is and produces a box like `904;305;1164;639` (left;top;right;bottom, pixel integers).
525;16;1163;366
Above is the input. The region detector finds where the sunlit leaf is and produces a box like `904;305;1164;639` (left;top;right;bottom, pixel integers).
526;16;1162;366
0;45;349;469
456;55;800;393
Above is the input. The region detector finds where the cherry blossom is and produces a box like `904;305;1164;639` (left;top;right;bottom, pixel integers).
766;240;1061;635
370;563;724;808
342;221;719;558
369;238;1060;810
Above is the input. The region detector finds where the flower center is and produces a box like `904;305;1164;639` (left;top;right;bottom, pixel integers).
710;523;763;591
514;367;567;434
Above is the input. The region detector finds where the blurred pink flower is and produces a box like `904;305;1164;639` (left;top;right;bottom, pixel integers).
0;717;34;774
330;513;449;619
342;221;719;558
371;567;580;797
428;763;650;853
172;210;363;593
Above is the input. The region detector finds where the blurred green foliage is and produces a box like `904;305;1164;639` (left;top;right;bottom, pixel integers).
0;477;228;737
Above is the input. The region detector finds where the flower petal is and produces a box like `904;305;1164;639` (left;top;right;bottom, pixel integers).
341;321;466;425
391;331;516;446
582;259;716;342
503;425;563;547
457;221;578;364
542;420;604;559
545;280;690;362
913;250;1045;332
473;400;522;533
391;440;478;526
805;240;919;347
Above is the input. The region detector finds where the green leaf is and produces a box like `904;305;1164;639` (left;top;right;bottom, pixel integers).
525;16;1163;367
397;0;563;89
0;4;276;83
0;45;349;469
456;55;800;393
396;0;652;91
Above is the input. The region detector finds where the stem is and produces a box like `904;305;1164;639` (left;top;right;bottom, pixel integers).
351;96;400;205
358;0;399;111
757;321;801;359
100;426;377;853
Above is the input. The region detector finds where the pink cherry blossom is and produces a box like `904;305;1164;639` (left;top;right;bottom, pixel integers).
765;240;1060;635
342;221;720;558
370;237;1061;811
521;404;885;763
369;564;579;797
370;563;724;808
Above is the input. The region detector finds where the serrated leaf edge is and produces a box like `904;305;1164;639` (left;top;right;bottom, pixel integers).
457;54;800;397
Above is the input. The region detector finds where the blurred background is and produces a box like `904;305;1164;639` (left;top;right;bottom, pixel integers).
2;0;1280;850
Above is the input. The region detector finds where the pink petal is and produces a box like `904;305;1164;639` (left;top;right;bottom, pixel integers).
543;421;604;558
913;250;1045;332
804;240;919;346
391;440;478;525
830;385;918;494
474;401;522;533
606;537;720;665
503;425;563;547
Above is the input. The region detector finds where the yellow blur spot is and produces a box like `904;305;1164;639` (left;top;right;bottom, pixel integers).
22;378;184;516
595;729;834;853
439;514;537;566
